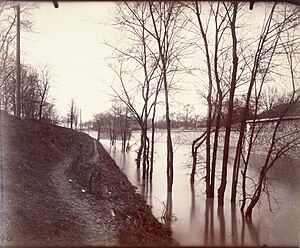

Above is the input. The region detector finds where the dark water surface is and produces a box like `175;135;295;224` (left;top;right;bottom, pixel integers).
88;130;300;247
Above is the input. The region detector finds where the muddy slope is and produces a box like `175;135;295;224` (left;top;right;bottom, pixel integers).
0;111;176;247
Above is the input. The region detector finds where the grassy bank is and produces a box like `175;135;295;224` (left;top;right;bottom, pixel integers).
0;110;176;247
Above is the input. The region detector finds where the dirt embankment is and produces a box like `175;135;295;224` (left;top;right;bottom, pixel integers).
0;111;177;247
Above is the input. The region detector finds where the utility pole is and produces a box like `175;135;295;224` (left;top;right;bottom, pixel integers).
16;5;21;117
79;108;82;131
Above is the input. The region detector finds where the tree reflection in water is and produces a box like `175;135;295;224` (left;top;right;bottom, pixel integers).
189;187;260;247
246;216;260;246
140;176;153;209
96;136;298;246
161;192;173;229
136;168;141;185
190;183;196;225
231;204;237;245
204;199;214;246
218;205;226;246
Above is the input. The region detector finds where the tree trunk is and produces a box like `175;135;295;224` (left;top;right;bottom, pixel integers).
150;114;156;180
136;132;143;169
142;127;148;180
241;103;261;211
191;132;207;184
150;75;162;180
97;126;101;142
231;98;253;203
166;104;174;193
163;59;174;192
146;136;150;178
211;2;223;199
38;89;46;120
195;1;214;198
210;108;221;198
245;178;263;218
148;1;174;192
218;2;238;206
163;191;173;229
191;142;198;184
232;3;278;204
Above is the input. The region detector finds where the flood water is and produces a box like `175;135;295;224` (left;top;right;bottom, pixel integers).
88;130;300;247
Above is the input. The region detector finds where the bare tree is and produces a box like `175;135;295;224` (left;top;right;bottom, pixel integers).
0;3;18;112
194;1;214;197
147;1;189;192
1;62;56;123
108;103;131;151
68;98;78;130
94;113;106;141
215;1;239;205
230;2;278;203
187;2;230;199
109;2;162;180
186;2;300;212
110;2;190;189
243;6;300;216
0;3;34;112
0;3;45;117
37;65;51;120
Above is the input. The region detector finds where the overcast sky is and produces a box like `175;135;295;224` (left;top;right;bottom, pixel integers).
22;2;120;121
21;1;206;122
21;2;280;123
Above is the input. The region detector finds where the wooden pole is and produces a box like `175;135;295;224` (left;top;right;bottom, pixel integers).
80;108;82;131
16;5;21;117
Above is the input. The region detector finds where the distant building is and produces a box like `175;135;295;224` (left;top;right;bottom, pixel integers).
245;101;300;158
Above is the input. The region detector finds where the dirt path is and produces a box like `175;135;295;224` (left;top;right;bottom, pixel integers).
2;112;176;246
50;140;118;246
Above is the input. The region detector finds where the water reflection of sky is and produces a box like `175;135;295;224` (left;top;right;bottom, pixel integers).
88;130;300;247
